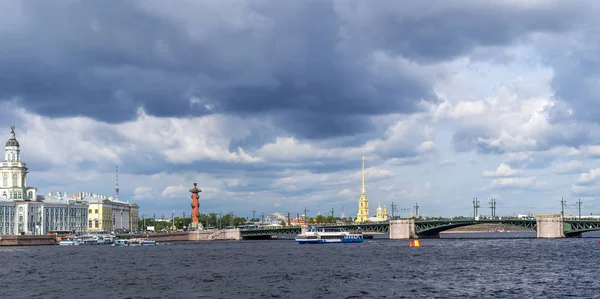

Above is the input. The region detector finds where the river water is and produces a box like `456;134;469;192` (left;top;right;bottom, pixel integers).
2;234;600;298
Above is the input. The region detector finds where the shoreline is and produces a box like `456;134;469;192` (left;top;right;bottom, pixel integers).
441;231;533;234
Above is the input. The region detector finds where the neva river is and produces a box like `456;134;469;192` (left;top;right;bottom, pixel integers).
2;234;600;299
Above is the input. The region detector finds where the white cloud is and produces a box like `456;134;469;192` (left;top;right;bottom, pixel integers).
160;185;189;199
575;168;600;186
553;160;585;174
482;163;522;178
488;177;537;189
132;187;154;201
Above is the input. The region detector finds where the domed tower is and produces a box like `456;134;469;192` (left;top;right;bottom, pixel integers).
5;126;20;162
0;126;37;201
356;157;370;223
376;202;384;220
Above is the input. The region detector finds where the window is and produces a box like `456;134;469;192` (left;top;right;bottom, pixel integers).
12;173;17;186
94;221;98;228
2;174;6;187
89;209;92;214
95;209;98;214
88;220;92;228
28;191;33;200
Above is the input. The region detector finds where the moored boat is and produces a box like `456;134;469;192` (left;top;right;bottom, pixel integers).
126;238;157;246
112;239;129;247
58;239;79;246
295;227;364;244
140;240;157;246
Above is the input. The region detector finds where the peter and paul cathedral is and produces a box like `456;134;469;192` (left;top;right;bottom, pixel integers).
356;157;370;223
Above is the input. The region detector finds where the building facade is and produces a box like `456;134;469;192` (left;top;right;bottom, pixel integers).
0;127;89;235
74;193;139;233
356;157;370;223
1;126;37;201
370;202;389;222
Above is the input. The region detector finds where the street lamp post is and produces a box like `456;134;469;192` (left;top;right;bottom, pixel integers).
171;212;175;231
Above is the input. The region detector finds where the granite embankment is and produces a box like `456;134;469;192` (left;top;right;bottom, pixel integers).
443;223;533;233
0;235;57;246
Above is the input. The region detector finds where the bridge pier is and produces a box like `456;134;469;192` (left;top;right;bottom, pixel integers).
389;219;416;239
536;215;564;238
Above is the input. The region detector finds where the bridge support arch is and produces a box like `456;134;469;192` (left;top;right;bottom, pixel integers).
389;219;416;239
536;215;564;238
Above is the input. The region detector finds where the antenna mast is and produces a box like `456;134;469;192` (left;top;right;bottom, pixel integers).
115;165;120;202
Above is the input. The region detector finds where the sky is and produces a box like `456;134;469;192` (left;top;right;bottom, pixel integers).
2;0;600;219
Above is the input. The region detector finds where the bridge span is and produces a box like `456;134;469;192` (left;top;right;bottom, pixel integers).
239;216;600;239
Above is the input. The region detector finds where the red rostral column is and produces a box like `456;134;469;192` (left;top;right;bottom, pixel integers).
190;183;202;229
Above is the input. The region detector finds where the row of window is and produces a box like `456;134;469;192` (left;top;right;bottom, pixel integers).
5;153;19;162
1;191;32;199
1;172;24;188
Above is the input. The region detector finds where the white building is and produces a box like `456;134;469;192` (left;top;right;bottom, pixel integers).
0;126;89;235
1;126;37;201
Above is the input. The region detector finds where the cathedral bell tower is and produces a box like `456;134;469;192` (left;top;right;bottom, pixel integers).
356;157;370;223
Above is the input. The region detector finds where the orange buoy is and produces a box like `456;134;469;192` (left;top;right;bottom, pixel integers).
409;240;421;247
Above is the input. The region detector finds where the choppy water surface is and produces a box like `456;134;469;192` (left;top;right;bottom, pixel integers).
2;236;600;298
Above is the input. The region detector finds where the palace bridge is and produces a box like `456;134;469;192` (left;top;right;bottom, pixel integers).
239;217;600;239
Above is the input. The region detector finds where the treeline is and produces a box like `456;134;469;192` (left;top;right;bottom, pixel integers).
139;213;249;231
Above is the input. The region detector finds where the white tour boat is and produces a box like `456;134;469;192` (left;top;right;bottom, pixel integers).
58;239;79;246
295;227;364;244
126;238;158;246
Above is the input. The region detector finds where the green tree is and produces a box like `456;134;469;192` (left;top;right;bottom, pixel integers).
233;217;247;226
314;215;326;224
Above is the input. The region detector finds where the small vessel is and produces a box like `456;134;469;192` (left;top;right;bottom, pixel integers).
295;227;364;244
81;239;98;245
126;238;157;246
58;239;79;246
112;239;129;247
140;240;157;246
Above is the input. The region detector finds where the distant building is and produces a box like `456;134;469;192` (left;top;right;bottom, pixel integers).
369;202;389;222
289;217;309;226
0;126;89;235
73;192;139;233
263;212;287;226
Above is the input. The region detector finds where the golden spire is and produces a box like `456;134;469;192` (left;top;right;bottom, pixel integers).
361;156;366;195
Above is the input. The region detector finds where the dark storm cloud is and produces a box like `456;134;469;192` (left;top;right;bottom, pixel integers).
336;0;587;62
550;50;600;125
0;0;590;139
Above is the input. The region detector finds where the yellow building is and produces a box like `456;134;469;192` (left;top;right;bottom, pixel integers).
74;193;139;233
356;157;370;223
372;202;389;222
